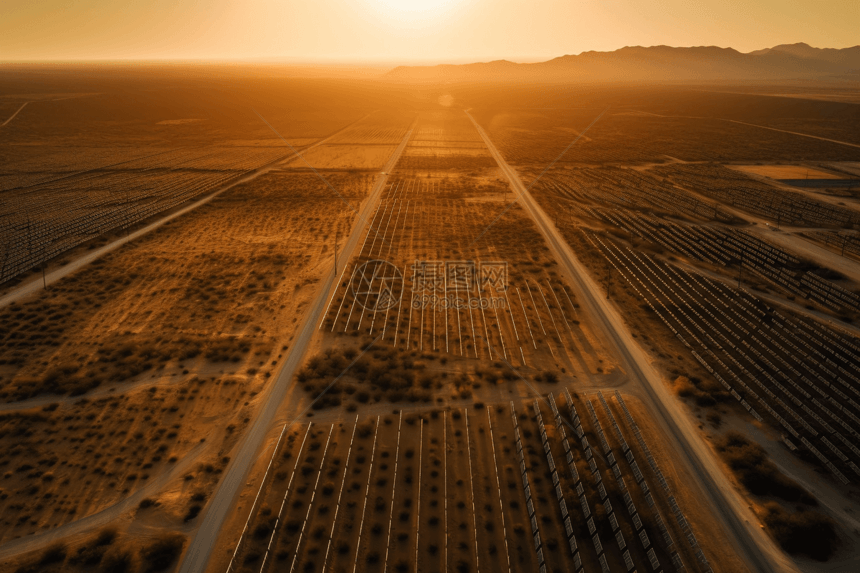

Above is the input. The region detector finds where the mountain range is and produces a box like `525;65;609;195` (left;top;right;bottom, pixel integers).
383;43;860;83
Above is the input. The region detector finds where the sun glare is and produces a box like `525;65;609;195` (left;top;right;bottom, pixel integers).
363;0;464;26
377;0;458;13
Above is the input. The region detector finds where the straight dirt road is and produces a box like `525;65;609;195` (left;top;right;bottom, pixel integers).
0;443;206;561
178;125;414;573
622;108;860;150
465;109;797;573
0;116;380;565
1;102;29;127
0;114;370;311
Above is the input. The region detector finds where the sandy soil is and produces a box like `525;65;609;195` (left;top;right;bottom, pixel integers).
753;227;860;285
284;144;397;170
471;110;792;572
0;165;374;563
612;394;748;573
317;109;615;382
183;123;416;573
731;164;846;180
8;81;860;573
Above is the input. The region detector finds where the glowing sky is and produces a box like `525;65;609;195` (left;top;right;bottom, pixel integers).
2;0;858;62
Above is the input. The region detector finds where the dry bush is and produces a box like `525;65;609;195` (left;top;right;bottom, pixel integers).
716;432;816;504
672;375;729;407
140;533;186;573
39;542;67;565
68;528;117;567
12;528;128;573
762;502;838;561
0;168;374;402
297;346;441;409
100;547;134;573
0;377;239;540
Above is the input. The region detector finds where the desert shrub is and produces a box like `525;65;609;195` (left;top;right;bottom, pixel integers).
673;376;697;397
762;502;838;560
296;346;444;409
673;375;729;406
95;528;118;546
204;338;251;362
243;551;261;564
140;534;185;572
138;497;158;509
184;504;202;522
716;432;815;504
100;547;134;573
254;521;274;539
39;543;67;565
71;529;117;566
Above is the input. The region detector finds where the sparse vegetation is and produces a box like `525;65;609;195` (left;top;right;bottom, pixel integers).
140;534;186;572
297;346;440;408
762;502;838;561
716;432;816;504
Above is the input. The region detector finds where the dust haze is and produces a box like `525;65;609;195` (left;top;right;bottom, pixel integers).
1;12;860;573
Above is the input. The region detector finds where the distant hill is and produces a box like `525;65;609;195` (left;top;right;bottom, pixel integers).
748;42;860;67
383;44;860;83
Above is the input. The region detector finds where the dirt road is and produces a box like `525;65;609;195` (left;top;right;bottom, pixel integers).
0;114;370;311
619;109;860;150
0;442;206;561
177;125;414;573
1;102;29;127
465;109;798;573
722;119;860;150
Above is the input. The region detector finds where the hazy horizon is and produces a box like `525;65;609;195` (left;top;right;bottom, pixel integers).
1;42;858;68
3;2;860;572
2;0;858;62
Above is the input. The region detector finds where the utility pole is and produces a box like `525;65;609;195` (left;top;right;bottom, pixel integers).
125;188;132;242
334;226;338;275
737;251;744;289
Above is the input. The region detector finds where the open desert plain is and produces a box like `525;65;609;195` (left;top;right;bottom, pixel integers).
2;2;860;573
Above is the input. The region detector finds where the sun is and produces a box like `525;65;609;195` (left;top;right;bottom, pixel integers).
375;0;458;14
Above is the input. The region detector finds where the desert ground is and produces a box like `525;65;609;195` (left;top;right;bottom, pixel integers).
2;68;860;573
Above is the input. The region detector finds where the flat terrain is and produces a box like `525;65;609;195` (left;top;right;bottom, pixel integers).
203;106;730;573
731;164;847;180
3;71;860;573
0;164;378;546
